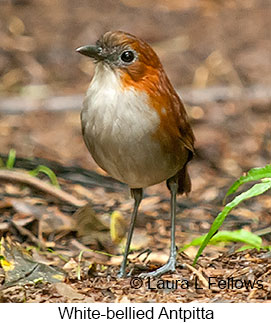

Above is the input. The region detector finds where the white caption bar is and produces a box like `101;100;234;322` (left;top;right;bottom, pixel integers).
1;303;269;322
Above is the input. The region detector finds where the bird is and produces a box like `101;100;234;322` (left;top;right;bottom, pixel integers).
76;31;195;278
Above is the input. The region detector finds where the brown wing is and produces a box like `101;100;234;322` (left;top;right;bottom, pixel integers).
170;90;195;158
167;82;195;195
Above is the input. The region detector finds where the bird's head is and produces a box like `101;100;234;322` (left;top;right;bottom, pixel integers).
76;31;164;89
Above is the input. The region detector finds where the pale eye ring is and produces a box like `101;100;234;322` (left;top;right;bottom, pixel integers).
120;50;135;63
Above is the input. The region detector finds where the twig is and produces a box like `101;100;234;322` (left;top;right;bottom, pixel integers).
185;263;209;288
1;85;271;114
0;169;86;207
11;221;43;248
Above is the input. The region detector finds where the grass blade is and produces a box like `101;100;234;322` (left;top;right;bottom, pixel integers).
193;180;271;265
6;149;16;169
224;165;271;203
180;229;262;252
29;165;60;188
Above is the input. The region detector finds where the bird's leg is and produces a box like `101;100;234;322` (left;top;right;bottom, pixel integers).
118;188;143;278
140;176;178;278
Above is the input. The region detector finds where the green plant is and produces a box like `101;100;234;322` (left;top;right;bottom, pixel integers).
29;165;60;188
0;149;60;188
0;149;17;169
180;229;262;252
191;165;271;265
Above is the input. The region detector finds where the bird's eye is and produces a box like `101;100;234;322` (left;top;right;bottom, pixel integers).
120;50;135;63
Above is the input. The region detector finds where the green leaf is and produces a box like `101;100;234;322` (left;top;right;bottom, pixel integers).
180;229;262;253
180;236;207;251
210;230;262;247
6;149;16;169
29;165;60;188
224;165;271;203
193;180;271;265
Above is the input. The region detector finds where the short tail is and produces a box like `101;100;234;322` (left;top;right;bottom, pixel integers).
177;165;191;195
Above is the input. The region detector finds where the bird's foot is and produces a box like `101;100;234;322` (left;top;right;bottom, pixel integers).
117;267;133;278
139;258;176;278
117;271;125;278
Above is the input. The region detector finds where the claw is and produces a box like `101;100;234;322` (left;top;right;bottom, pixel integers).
117;271;125;278
139;258;176;278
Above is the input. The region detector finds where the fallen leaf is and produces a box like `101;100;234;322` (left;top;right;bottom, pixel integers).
0;237;66;287
54;282;94;302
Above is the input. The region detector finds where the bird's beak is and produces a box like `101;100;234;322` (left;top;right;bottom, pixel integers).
76;45;102;60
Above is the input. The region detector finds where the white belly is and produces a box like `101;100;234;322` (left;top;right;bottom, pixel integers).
81;64;182;188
